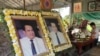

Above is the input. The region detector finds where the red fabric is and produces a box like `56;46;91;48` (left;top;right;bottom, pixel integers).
79;20;88;28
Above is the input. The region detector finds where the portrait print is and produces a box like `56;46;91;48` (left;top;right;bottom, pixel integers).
12;16;48;56
44;17;67;47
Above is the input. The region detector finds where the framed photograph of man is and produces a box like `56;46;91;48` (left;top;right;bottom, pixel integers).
12;16;49;56
44;17;67;46
4;10;50;56
43;16;72;52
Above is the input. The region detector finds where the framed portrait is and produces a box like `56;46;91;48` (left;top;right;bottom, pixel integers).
43;16;67;46
3;9;53;56
41;12;72;52
88;1;96;11
12;16;50;56
73;2;82;13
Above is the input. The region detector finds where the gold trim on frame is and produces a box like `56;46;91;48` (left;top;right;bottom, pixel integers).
41;11;72;52
3;9;54;56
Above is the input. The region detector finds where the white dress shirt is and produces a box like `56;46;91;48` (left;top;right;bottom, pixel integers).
20;37;47;56
49;31;66;46
95;29;99;39
98;32;100;42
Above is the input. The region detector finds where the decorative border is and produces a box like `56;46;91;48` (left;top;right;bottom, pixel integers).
41;11;72;52
3;9;54;56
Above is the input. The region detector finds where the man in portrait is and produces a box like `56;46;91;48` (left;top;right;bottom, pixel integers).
49;22;66;46
20;24;47;56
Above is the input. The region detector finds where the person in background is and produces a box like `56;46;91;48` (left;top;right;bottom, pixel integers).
90;22;99;46
98;29;100;43
68;19;79;41
20;24;47;56
49;22;66;46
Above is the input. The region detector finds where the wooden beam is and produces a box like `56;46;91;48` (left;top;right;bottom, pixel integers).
0;0;14;8
13;0;23;7
22;2;39;8
23;0;26;10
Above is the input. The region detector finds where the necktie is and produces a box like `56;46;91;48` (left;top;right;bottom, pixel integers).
56;33;61;44
30;40;37;55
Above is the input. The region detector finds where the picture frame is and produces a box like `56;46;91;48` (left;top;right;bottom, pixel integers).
44;16;68;46
12;16;49;56
88;1;96;11
41;12;72;52
3;9;53;56
73;2;82;13
95;1;100;11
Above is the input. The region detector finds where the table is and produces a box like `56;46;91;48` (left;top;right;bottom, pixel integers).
72;38;95;56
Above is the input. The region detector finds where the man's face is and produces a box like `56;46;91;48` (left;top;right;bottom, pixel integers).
92;25;96;29
24;25;35;39
51;23;58;32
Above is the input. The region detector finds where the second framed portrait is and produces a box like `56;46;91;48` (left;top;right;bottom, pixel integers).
42;15;72;52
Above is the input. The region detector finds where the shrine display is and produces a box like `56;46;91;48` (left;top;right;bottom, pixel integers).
2;9;72;56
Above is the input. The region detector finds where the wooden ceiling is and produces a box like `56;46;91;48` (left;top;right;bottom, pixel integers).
0;0;71;10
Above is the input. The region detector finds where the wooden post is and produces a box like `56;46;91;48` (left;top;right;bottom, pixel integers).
23;0;26;10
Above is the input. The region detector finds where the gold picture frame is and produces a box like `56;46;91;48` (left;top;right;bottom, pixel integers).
3;9;54;56
41;12;72;52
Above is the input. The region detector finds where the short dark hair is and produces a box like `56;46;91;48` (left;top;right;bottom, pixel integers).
90;22;96;26
22;24;33;31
